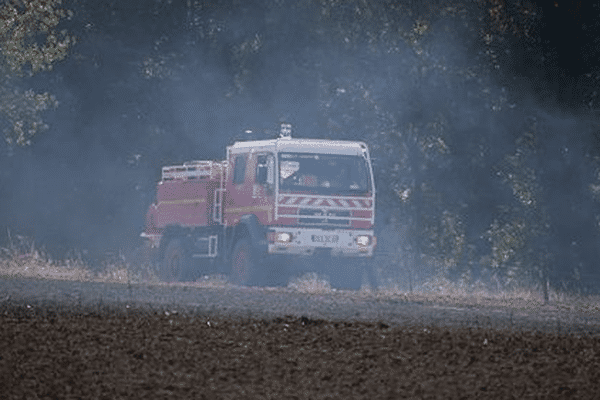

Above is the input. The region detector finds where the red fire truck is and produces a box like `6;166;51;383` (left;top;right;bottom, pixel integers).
141;125;376;289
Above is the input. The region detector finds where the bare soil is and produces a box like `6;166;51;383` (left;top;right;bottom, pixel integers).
1;276;600;398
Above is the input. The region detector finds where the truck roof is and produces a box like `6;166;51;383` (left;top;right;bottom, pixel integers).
228;137;369;156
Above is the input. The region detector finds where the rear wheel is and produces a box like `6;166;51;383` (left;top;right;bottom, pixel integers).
230;238;258;286
161;238;193;282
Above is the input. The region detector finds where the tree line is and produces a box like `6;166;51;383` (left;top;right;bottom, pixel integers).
1;0;599;293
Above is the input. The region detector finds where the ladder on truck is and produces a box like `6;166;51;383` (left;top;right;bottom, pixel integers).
212;161;226;225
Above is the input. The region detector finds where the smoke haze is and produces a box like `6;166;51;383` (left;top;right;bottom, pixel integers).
1;0;599;291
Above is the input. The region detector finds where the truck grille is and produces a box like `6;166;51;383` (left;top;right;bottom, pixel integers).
298;209;351;226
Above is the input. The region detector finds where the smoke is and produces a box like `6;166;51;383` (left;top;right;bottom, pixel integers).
0;1;599;291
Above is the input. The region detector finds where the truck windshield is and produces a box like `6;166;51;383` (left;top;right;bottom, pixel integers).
278;152;372;195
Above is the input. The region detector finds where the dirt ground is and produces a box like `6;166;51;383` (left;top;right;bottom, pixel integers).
1;255;600;399
2;300;599;399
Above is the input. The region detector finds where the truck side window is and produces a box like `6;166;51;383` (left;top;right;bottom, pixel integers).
233;154;246;184
256;153;274;185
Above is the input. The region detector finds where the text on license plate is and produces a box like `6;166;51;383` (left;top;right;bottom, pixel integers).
311;234;339;243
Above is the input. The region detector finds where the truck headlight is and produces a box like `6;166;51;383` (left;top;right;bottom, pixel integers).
269;232;293;243
355;235;371;247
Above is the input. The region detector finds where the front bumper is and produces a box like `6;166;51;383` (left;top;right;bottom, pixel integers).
267;227;375;257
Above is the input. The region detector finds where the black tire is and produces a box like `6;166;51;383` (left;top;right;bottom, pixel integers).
327;258;363;290
161;238;193;282
230;238;258;286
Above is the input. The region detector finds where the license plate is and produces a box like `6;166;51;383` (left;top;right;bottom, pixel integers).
311;234;339;243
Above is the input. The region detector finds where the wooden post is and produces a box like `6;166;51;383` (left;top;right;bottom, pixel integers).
409;262;413;293
543;270;549;304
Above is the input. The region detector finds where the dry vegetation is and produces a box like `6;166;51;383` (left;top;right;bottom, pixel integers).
2;239;600;316
376;277;600;316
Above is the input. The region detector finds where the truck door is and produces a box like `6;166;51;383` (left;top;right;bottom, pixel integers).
252;152;275;224
225;152;250;226
225;151;275;225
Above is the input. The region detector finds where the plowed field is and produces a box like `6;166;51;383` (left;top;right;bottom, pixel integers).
1;277;599;398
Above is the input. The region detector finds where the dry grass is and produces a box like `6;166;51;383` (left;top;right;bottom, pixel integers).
2;237;600;313
0;240;157;285
4;253;600;314
0;252;92;282
288;272;332;293
178;274;230;289
374;275;600;314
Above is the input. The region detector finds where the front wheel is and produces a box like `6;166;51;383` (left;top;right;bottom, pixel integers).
161;238;193;282
230;238;258;286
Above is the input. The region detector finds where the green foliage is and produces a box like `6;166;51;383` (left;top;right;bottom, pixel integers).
0;88;58;145
0;0;74;145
